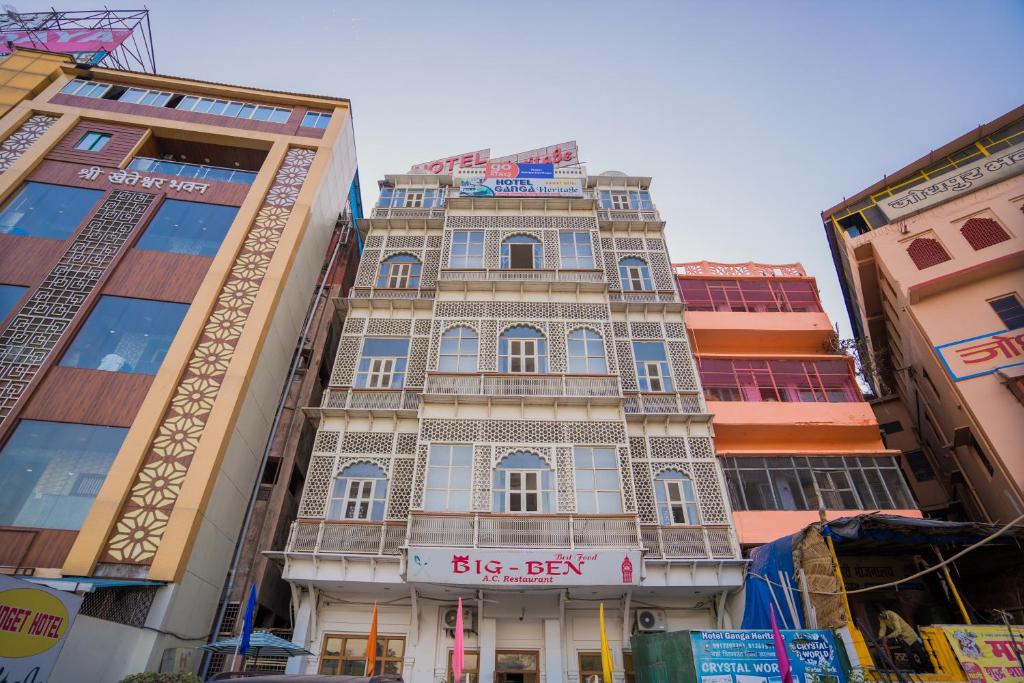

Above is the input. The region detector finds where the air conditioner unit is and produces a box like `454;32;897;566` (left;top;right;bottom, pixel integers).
443;607;476;633
634;609;667;633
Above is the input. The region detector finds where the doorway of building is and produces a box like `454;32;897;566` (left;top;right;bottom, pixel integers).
494;650;540;683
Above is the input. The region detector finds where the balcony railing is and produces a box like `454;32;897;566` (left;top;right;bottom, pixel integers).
623;392;705;415
609;291;679;304
673;261;807;278
370;206;446;220
640;525;739;559
127;157;257;185
321;388;421;412
423;373;622;399
597;208;660;222
286;520;405;555
348;287;435;301
409;514;642;549
438;268;606;284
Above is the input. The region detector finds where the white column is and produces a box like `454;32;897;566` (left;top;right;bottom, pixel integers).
544;618;562;683
287;589;314;675
412;604;440;683
479;617;496;682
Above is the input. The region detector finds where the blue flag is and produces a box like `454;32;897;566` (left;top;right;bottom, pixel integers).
239;585;257;656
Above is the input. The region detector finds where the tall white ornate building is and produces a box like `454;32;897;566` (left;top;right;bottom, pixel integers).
277;161;744;682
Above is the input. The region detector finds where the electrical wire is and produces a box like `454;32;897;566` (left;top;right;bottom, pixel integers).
748;512;1024;597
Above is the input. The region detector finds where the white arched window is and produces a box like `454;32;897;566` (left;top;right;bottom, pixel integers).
493;451;554;513
619;257;653;291
328;463;388;520
376;253;421;288
439;326;478;372
500;234;541;269
655;470;700;525
499;326;548;373
568;329;607;374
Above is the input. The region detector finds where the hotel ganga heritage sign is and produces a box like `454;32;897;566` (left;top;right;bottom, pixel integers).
406;548;641;586
878;142;1024;221
936;327;1024;381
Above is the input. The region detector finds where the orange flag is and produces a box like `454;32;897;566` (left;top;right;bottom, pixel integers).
366;602;378;674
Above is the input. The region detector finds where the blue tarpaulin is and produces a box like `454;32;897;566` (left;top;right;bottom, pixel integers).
740;533;805;630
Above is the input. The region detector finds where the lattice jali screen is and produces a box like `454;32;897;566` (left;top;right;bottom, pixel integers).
419;419;626;444
411;444;429;510
494;446;552;467
445;215;597;230
603;237;679;294
312;430;341;454
616;341;638;390
0;114;58;172
692;460;729;524
330;319;431;387
556;447;576;513
0;190;154;426
407;337;429;387
668;340;700;392
631;458;657;523
433;301;609;320
343;317;366;335
331;336;362;385
396;433;419;455
472;445;492;512
648;437;688;460
353;248;381;287
628;435;731;526
367;318;411;336
387;457;415;519
298;455;336;518
341;431;395;454
618;446;637;513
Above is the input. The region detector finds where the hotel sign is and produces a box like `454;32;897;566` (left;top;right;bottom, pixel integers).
406;548;641;586
936;327;1024;381
878;142;1024;221
0;575;83;683
409;141;578;175
0;29;132;61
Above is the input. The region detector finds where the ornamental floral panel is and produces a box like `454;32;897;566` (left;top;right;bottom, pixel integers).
102;147;316;564
0;114;57;171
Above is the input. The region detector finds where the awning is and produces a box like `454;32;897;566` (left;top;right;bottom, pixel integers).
21;576;164;593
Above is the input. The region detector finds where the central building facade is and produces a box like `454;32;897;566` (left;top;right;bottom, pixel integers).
278;161;744;682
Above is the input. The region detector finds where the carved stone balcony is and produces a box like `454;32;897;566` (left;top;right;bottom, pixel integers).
408;513;642;549
320;388;420;415
622;391;707;419
422;372;622;404
370;206;445;220
596;208;662;224
608;290;679;305
436;268;607;292
286;520;405;556
640;525;739;559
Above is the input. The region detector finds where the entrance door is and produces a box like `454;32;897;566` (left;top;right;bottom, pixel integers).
494;650;540;683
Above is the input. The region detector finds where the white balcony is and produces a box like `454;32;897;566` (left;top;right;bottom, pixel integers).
286;520;405;556
437;268;607;292
422;372;622;403
408;513;642;549
622;392;707;418
320;388;420;415
370;206;446;220
596;208;662;224
640;525;740;559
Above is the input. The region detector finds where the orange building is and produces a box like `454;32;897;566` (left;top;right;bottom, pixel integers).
675;261;920;546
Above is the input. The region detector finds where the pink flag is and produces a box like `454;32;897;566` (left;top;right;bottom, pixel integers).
453;597;465;683
770;605;794;683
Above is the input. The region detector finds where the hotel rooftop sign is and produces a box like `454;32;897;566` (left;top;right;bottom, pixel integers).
409;141;578;175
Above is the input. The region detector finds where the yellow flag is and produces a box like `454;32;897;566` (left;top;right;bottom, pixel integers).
366;602;378;674
599;602;614;682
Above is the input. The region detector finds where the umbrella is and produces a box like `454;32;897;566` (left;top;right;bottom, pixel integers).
200;631;312;664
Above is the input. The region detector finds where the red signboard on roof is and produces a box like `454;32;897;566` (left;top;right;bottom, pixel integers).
409;141;579;175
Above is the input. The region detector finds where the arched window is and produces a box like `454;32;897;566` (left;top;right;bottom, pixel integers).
493;451;554;512
499;326;548;373
906;237;950;270
376;253;421;288
619;257;653;291
439;326;478;372
960;217;1010;251
328;463;388;520
568;328;607;374
655;470;700;525
500;234;541;269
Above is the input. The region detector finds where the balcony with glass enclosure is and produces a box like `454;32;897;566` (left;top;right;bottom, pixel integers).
371;185;447;219
127;157;257;185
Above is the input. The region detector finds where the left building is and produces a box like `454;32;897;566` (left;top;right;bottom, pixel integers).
0;47;359;680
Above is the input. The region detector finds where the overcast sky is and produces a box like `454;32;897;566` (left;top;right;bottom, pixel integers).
26;1;1024;334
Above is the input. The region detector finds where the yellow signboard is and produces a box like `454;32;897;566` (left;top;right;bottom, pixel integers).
940;625;1024;682
0;575;82;681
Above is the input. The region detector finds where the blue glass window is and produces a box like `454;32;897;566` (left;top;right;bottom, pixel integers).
0;420;127;530
377;188;403;208
574;447;622;513
424;445;473;512
0;284;27;321
499;326;547;373
655;470;700;525
355;338;410;388
75;131;111;151
449;231;484;268
619;257;653;291
568;329;606;374
301;111;332;129
559;231;594;269
376;254;421;288
0;182;103;240
60;296;189;375
439;326;478;372
493;451;555;512
500;234;541;269
135;199;239;256
634;341;673;392
328;463;387;520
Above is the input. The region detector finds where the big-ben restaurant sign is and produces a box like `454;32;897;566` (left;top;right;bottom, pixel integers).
0;574;82;682
409;141;578;175
878;142;1024;221
406;548;641;586
936;326;1024;381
